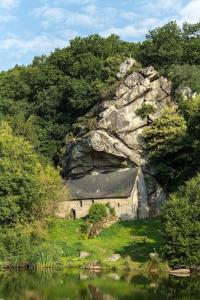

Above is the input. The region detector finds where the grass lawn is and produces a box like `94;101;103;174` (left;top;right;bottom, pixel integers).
47;217;163;269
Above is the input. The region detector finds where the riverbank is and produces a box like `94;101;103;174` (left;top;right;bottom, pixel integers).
46;217;167;271
1;217;199;273
0;217;165;271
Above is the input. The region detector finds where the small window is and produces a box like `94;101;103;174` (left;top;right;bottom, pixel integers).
92;200;95;204
80;200;83;207
117;203;120;208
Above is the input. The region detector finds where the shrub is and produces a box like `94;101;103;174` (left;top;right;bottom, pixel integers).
0;122;63;225
29;242;62;269
168;64;200;94
88;203;108;223
0;226;37;264
80;221;92;239
135;104;156;119
162;173;200;266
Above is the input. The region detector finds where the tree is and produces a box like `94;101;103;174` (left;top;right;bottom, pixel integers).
168;64;200;93
179;95;200;172
162;174;200;266
137;21;200;69
144;107;187;158
137;21;183;68
144;107;187;189
0;122;62;225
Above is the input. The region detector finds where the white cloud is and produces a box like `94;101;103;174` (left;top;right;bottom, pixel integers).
0;13;16;23
33;6;66;24
179;0;200;23
0;0;19;9
0;34;67;58
141;0;182;15
0;29;80;70
121;11;137;21
32;5;95;27
0;0;18;24
33;3;143;32
53;0;93;5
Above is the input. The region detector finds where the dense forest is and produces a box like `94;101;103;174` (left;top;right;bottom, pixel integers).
0;21;200;267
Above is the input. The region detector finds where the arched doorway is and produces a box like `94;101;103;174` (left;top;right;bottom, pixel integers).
70;209;76;220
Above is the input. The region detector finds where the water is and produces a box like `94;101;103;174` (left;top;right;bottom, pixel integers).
0;270;199;300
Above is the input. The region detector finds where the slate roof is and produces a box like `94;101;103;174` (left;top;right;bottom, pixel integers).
66;168;138;200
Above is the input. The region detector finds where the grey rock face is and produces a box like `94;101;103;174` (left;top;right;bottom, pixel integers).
116;58;136;79
63;62;174;216
140;66;159;81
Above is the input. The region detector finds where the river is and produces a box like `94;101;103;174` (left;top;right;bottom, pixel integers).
0;270;199;300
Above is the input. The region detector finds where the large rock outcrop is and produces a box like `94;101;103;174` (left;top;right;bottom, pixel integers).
63;60;174;216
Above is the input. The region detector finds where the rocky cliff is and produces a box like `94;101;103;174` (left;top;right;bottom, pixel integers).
63;59;174;216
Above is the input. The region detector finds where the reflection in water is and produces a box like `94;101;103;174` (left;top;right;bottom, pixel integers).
0;270;199;300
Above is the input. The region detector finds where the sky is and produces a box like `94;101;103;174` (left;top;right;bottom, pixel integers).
0;0;199;71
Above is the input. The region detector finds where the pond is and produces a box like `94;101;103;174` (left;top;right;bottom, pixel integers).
0;270;199;300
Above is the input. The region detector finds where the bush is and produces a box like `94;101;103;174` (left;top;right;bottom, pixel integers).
88;203;108;223
135;104;156;120
29;242;62;269
80;221;91;236
0;226;37;264
0;122;63;225
0;225;65;268
168;64;200;94
162;173;200;266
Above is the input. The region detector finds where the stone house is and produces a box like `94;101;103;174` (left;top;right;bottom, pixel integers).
57;168;149;220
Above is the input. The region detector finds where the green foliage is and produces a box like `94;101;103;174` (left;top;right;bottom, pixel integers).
0;224;63;268
88;203;108;223
179;95;200;178
80;222;91;236
168;64;200;93
143;107;189;189
138;21;200;69
0;226;34;264
0;122;62;225
144;96;200;190
144;107;187;157
29;242;62;269
135;103;156;119
162;174;200;266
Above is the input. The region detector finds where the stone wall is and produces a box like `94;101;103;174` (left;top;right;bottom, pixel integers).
57;196;137;220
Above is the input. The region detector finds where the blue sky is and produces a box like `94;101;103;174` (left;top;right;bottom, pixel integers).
0;0;199;71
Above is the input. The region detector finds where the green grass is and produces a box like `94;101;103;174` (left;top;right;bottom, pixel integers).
46;217;163;269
